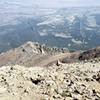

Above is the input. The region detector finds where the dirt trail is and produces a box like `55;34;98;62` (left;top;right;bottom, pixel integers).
35;53;71;67
0;51;79;67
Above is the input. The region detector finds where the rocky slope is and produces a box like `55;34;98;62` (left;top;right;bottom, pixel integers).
79;46;100;61
0;61;100;100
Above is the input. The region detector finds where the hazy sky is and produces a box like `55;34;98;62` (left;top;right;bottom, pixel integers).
1;0;100;8
33;0;100;7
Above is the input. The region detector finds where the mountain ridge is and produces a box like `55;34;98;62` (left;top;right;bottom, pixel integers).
0;41;69;67
0;41;100;67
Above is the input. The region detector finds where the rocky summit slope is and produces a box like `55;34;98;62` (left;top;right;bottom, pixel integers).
0;61;100;100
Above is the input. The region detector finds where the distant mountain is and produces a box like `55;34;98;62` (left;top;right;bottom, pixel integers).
0;7;100;52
